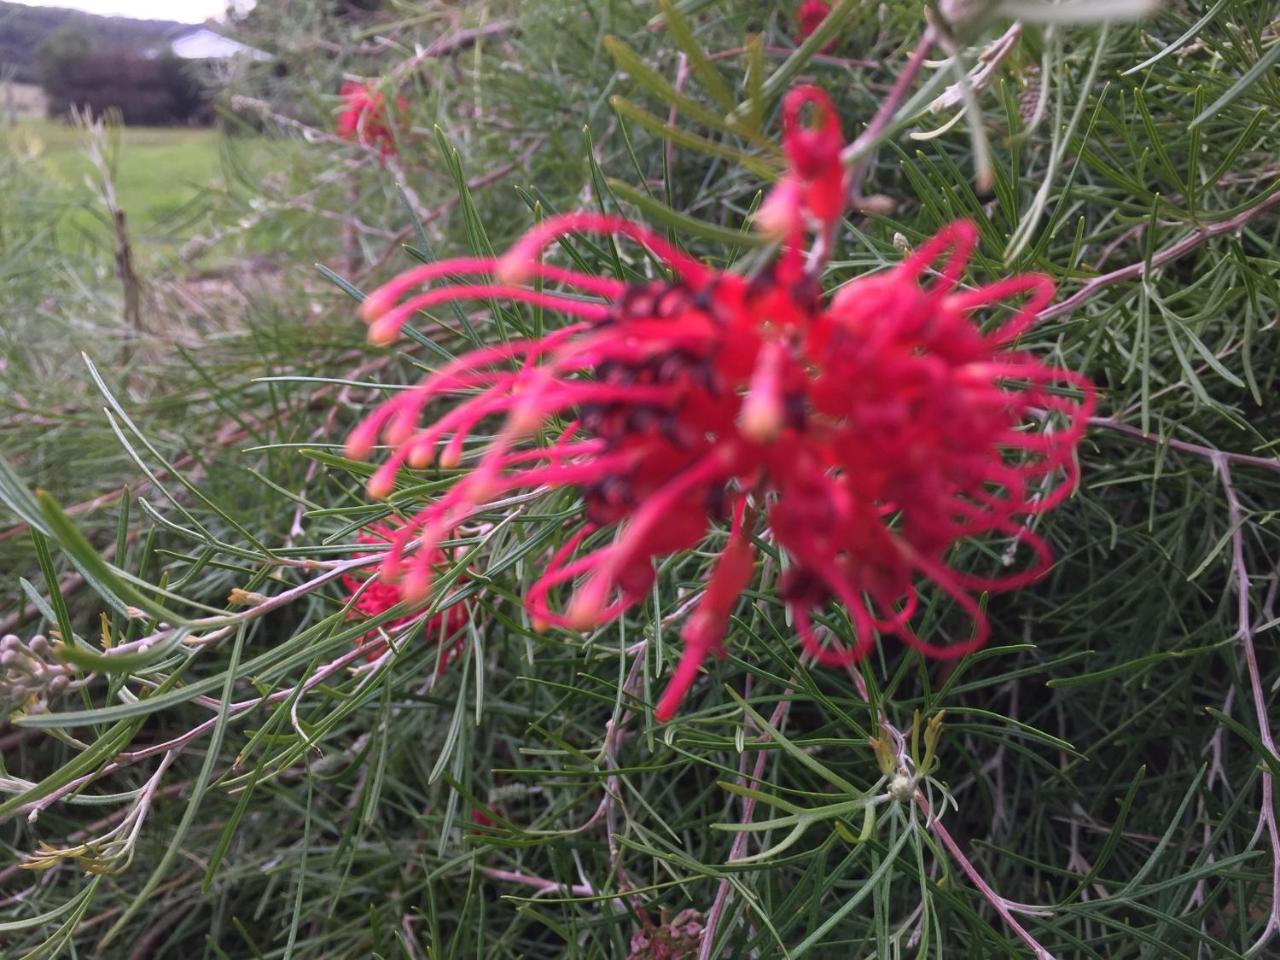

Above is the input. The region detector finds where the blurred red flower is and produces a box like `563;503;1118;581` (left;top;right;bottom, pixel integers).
341;520;467;671
336;81;406;159
796;0;838;53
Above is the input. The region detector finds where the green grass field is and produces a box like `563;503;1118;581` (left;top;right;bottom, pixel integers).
0;119;291;264
5;120;222;245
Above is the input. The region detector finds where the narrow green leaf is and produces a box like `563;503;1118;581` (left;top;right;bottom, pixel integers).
603;35;769;147
661;0;735;111
37;491;185;623
608;96;777;179
607;178;765;249
1191;41;1280;127
100;626;247;946
1121;0;1229;75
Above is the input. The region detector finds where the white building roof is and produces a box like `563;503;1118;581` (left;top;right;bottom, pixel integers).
169;28;269;61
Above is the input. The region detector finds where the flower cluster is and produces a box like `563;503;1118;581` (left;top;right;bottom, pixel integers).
336;81;406;159
2;633;72;718
628;908;704;960
343;84;1094;720
341;520;467;670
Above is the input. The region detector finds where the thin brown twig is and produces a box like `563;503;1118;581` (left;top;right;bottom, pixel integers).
1041;189;1280;323
705;44;879;70
8;641;373;820
477;867;595;898
386;20;517;86
1213;456;1280;953
842;28;936;207
924;806;1058;960
1088;417;1280;476
699;676;793;960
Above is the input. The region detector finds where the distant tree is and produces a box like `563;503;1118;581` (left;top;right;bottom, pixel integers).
0;0;184;84
41;47;212;126
156;54;211;124
34;25;91;107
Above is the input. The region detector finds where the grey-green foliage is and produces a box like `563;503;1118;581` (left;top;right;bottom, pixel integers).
1;1;1278;958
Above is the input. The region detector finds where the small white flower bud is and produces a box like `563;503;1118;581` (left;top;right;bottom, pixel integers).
889;774;914;801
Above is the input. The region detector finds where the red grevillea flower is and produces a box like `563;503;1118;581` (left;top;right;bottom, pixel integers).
341;520;467;669
343;85;1094;721
337;81;407;159
796;0;838;54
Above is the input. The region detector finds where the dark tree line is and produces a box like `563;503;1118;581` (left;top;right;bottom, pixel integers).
38;35;212;126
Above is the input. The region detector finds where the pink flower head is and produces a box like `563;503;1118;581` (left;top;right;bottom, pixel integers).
341;520;467;670
796;0;838;54
343;86;1093;721
337;81;407;159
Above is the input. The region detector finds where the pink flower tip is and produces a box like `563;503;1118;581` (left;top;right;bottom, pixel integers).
564;592;605;631
345;434;375;462
437;445;462;469
739;344;786;443
506;404;545;438
755;177;804;240
739;394;783;443
408;442;436;469
359;289;396;323
384;419;415;449
653;637;713;722
495;251;534;285
366;470;396;499
401;569;433;606
368;315;403;347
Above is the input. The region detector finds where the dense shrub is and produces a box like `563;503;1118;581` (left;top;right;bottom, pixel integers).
40;49;211;126
2;1;1279;957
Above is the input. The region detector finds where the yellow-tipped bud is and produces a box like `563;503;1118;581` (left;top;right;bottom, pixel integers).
438;444;463;470
384;416;416;448
366;469;396;499
739;391;784;444
368;316;401;347
564;592;604;632
407;441;435;469
507;404;544;438
495;251;533;285
359;288;396;323
755;178;803;240
739;343;785;444
401;569;433;606
345;434;375;461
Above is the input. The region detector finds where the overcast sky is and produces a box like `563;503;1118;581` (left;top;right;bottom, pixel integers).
9;0;250;23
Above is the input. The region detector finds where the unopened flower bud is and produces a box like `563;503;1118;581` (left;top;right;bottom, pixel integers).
889;774;914;801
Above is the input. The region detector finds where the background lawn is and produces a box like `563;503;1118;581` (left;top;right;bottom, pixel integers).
1;118;290;263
